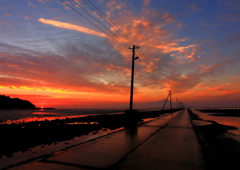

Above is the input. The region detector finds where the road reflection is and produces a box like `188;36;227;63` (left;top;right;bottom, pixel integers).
125;126;138;140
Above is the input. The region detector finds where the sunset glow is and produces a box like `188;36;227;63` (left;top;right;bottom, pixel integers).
0;0;240;108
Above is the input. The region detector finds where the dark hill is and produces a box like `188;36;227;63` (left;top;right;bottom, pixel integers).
0;95;36;109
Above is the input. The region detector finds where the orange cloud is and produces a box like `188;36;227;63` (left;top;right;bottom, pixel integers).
154;44;195;54
208;83;240;95
106;0;127;10
186;52;197;62
199;65;215;74
143;0;151;6
104;64;131;74
38;18;106;37
0;85;72;93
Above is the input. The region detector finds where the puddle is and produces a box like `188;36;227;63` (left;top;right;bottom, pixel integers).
0;127;123;169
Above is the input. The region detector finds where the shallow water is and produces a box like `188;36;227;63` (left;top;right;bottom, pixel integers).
0;109;124;169
193;109;240;141
0;109;125;124
0;126;124;169
0;108;158;169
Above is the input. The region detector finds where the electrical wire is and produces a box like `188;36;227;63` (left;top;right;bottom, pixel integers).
84;0;135;45
72;0;130;48
61;0;163;89
136;49;162;84
138;58;162;87
60;0;129;48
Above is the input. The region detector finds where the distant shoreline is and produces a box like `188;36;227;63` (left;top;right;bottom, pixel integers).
35;108;55;110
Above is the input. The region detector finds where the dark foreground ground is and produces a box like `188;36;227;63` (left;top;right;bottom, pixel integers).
188;109;240;169
2;108;240;170
2;109;203;170
0;109;179;158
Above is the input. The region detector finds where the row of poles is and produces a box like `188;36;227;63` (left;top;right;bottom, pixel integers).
161;91;184;110
126;45;184;113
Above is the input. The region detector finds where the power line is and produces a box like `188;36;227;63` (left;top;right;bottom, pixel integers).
138;49;152;69
84;0;160;78
60;0;129;48
138;58;161;87
138;49;161;81
137;50;162;84
84;0;135;45
61;0;163;89
72;0;130;48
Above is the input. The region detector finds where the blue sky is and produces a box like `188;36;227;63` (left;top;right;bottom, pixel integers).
0;0;240;108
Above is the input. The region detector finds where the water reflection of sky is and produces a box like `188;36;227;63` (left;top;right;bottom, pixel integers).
0;127;124;169
31;112;59;115
0;109;158;169
193;109;240;141
0;109;124;124
1;115;89;124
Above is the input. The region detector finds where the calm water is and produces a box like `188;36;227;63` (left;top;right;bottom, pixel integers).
0;108;155;169
0;126;124;169
193;109;240;141
0;108;125;124
0;108;125;168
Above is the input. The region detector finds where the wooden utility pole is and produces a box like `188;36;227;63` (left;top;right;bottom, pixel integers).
162;91;169;110
176;98;178;109
169;91;172;110
129;45;139;111
162;91;173;110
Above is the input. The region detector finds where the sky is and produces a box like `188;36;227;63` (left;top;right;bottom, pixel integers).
0;0;240;108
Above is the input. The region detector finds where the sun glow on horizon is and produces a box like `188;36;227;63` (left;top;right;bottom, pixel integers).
0;0;239;108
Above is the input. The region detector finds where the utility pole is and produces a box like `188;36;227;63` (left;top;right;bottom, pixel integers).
176;98;178;109
162;91;173;111
128;45;139;111
169;91;172;110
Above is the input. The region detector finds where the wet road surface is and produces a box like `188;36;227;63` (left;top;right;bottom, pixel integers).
7;110;205;170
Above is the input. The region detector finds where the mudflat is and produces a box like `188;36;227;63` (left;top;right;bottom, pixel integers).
189;109;240;169
0;109;178;158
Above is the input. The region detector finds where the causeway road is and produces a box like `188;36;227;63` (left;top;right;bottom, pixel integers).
8;109;205;170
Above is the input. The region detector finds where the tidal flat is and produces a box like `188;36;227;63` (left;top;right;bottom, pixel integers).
189;109;240;169
0;109;178;169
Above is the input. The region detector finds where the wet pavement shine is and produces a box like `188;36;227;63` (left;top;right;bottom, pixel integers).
7;109;205;170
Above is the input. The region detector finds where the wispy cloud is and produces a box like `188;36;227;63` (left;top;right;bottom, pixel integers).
0;0;239;107
37;0;48;4
38;18;106;37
